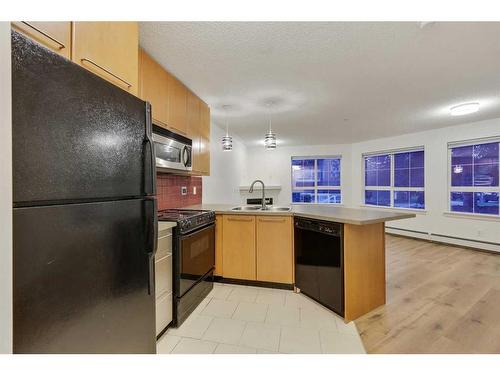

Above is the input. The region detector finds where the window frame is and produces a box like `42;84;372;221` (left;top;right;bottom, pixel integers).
447;137;500;218
362;147;426;211
291;155;342;205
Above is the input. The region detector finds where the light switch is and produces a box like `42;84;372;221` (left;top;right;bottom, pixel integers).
193;186;197;195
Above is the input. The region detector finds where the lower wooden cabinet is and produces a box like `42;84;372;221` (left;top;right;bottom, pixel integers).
214;215;223;276
219;214;293;284
256;216;294;283
11;22;71;59
222;215;256;280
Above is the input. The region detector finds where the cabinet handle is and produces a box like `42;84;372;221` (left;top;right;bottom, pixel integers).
81;58;132;88
21;21;66;50
259;217;286;223
227;217;253;222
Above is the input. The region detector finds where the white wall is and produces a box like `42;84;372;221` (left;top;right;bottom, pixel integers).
241;118;500;251
0;22;12;354
202;123;248;204
351;118;500;251
245;144;353;207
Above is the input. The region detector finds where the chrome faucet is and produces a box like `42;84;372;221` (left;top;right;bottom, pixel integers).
249;180;268;210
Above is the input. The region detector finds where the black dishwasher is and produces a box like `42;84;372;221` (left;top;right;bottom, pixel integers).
294;217;344;316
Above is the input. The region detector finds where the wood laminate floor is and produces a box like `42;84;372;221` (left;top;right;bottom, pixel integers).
355;234;500;354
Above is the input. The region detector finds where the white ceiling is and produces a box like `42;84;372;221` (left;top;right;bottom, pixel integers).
139;22;500;146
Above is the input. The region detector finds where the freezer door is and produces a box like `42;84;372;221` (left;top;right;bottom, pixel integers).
11;31;155;205
13;198;157;353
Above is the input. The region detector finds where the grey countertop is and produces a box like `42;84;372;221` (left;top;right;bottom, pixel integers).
185;204;415;225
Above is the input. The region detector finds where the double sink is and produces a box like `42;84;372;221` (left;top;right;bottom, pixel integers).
231;206;291;212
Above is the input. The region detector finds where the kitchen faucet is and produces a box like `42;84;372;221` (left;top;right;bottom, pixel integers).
249;180;268;210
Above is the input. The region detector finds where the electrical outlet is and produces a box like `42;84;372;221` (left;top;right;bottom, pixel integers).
193;186;197;195
181;186;187;196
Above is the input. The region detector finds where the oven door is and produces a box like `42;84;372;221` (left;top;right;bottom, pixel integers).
153;132;192;172
176;224;215;297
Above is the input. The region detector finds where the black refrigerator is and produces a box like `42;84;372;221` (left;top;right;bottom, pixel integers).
11;31;158;354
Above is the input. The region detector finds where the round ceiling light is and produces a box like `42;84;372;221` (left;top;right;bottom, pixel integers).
450;102;480;116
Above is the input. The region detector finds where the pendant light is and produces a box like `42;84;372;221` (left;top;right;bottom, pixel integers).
264;102;277;150
221;105;233;152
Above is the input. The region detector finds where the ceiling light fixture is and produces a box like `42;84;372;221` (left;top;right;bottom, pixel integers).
450;102;480;116
264;101;277;150
221;105;233;152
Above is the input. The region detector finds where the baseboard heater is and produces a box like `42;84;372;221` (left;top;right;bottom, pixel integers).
385;226;500;253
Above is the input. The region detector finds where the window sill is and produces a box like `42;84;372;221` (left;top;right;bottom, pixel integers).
359;204;427;214
443;211;500;222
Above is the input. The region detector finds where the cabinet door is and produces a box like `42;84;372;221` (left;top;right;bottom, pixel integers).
198;102;211;175
72;22;139;95
256;216;294;283
214;215;223;276
139;49;169;128
222;215;256;280
167;73;188;135
186;90;202;172
12;22;71;59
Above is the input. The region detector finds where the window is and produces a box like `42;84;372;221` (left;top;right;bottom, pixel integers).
449;140;499;216
291;157;341;204
363;149;425;210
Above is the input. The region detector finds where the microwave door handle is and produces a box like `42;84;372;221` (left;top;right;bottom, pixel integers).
182;146;189;167
144;103;156;195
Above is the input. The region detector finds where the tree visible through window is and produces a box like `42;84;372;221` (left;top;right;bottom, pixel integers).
291;157;341;204
449;141;499;216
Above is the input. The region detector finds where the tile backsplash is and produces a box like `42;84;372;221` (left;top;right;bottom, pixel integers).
156;174;202;210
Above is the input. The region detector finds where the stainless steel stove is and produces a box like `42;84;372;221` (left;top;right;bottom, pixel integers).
158;209;215;326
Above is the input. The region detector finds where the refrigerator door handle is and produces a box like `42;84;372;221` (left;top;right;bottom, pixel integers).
145;103;156;196
148;253;155;296
145;196;158;255
145;196;157;295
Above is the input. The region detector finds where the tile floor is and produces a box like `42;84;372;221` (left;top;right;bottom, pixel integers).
157;282;366;354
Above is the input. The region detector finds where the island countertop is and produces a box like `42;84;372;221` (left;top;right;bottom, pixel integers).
184;204;415;225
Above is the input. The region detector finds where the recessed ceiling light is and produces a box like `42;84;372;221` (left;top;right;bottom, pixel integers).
450;102;480;116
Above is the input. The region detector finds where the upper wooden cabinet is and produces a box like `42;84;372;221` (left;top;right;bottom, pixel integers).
198;102;211;176
187;91;202;171
186;90;210;176
139;49;170;128
167;74;188;135
12;22;71;59
72;22;139;96
256;216;294;283
222;215;256;280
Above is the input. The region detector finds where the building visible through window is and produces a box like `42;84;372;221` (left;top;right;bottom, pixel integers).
363;149;425;209
291;157;341;204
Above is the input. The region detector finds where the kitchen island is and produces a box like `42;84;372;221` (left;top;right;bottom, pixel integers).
185;204;414;321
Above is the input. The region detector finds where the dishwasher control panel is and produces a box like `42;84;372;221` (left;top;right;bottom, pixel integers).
294;218;343;237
